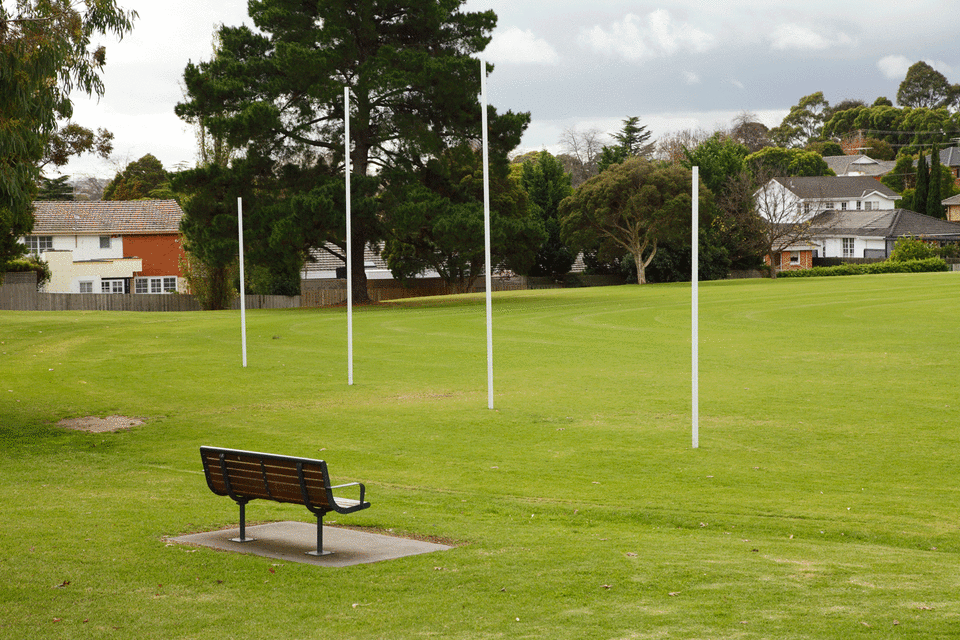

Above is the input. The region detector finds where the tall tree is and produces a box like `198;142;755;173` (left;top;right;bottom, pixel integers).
380;144;545;292
36;175;74;201
927;145;943;219
897;61;955;109
0;0;136;266
559;158;704;285
103;154;170;200
177;0;527;303
598;116;655;172
769;92;830;148
914;153;929;216
517;151;575;280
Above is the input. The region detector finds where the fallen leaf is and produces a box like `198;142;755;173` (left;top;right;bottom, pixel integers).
625;552;637;557
669;592;680;596
601;584;612;589
55;580;70;588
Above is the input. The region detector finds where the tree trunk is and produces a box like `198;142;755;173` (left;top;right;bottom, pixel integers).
350;244;370;304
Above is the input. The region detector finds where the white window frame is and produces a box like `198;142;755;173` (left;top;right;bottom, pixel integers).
99;236;111;249
842;238;856;258
25;236;53;254
840;202;848;211
101;279;125;294
865;201;873;211
79;281;93;293
789;251;800;265
135;276;178;294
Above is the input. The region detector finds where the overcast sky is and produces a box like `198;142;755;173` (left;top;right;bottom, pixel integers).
60;0;959;180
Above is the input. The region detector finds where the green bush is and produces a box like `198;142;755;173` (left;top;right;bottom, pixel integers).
779;257;948;278
889;236;935;262
2;256;51;288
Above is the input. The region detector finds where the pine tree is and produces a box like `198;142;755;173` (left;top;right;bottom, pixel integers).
36;176;74;201
914;153;929;215
927;144;943;219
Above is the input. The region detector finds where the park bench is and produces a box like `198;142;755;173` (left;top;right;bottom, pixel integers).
200;446;371;556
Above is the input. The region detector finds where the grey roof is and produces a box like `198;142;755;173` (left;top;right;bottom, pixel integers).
943;193;960;206
32;200;184;235
822;155;896;177
912;147;960;169
939;147;960;168
813;208;960;239
774;176;901;201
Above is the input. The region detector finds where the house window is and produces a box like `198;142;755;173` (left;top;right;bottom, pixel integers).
790;252;800;265
841;202;848;210
101;279;125;294
865;201;873;211
842;238;856;258
79;281;93;293
804;203;811;215
856;201;862;210
135;276;178;294
100;236;111;249
824;202;834;210
24;236;53;254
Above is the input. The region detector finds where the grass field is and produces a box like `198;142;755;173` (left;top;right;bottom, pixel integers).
1;273;959;639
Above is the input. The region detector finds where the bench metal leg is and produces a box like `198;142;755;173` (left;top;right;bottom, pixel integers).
306;513;332;556
230;502;256;543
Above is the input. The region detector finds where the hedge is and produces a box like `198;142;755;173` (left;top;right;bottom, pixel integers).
778;257;948;278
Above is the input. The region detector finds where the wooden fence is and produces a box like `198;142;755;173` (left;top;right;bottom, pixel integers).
2;272;630;312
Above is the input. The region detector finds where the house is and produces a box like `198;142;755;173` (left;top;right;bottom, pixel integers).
810;209;960;260
755;176;902;224
943;194;960;223
21;200;185;294
823;154;896;178
916;147;960;185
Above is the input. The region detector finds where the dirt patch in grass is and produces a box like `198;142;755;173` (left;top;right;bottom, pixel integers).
57;415;144;433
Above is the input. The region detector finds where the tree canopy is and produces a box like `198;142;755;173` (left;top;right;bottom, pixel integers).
897;61;958;109
517;151;575;281
0;0;136;266
177;0;527;302
560;158;704;285
103;154;170;200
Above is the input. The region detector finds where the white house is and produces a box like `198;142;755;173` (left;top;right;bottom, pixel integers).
823;155;896;178
755;176;902;224
811;209;960;259
21;200;185;294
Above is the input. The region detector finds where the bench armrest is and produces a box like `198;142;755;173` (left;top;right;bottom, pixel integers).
330;481;365;503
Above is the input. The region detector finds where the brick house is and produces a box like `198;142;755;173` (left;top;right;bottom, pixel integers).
22;200;185;294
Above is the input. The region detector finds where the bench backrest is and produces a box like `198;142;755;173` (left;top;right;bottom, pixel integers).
200;447;333;511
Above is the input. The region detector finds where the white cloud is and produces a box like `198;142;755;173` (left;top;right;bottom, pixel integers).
683;71;700;85
578;10;715;62
877;55;912;80
485;26;559;65
770;24;855;51
877;54;953;80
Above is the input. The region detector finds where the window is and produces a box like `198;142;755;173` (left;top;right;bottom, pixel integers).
79;281;93;293
865;201;873;211
842;238;856;258
789;252;800;265
101;279;125;294
24;236;53;254
99;236;111;249
856;201;862;210
824;202;834;210
840;202;848;210
804;203;812;215
135;276;178;294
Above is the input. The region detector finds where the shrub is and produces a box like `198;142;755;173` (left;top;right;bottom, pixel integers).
889;236;935;262
2;256;51;289
778;258;947;278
